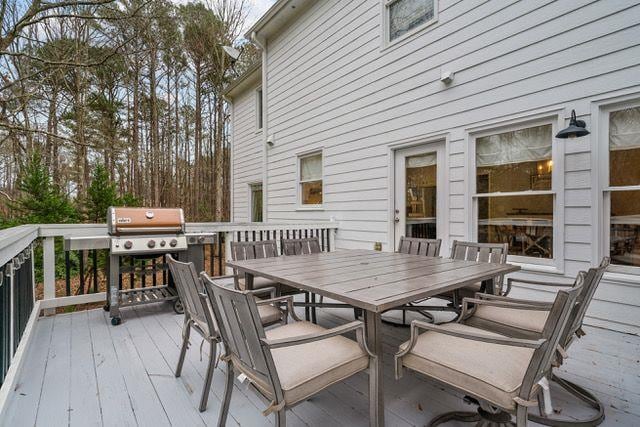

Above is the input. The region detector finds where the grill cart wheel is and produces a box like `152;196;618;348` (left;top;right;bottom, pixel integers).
103;304;110;312
111;317;122;326
173;299;184;314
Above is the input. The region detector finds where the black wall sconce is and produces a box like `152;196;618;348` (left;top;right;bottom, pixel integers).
556;109;590;139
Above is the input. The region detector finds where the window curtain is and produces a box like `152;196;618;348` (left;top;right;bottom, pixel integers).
389;0;434;40
610;107;640;151
476;124;552;167
406;152;437;168
300;154;322;181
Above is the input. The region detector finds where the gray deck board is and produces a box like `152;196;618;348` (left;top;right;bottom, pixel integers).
1;302;639;427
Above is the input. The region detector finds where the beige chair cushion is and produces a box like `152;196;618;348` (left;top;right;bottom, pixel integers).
238;276;280;291
258;304;283;325
399;323;534;410
236;321;369;407
466;305;548;338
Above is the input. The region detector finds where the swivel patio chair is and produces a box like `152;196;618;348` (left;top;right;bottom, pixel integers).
166;255;286;412
395;274;583;427
458;257;610;426
200;272;375;427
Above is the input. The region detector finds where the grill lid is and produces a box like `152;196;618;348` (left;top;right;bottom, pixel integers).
108;207;185;235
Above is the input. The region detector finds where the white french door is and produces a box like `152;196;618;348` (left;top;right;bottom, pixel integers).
393;142;446;250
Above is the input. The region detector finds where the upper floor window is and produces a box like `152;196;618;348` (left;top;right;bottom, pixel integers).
256;88;263;130
474;124;555;260
606;105;640;268
299;152;323;207
386;0;436;42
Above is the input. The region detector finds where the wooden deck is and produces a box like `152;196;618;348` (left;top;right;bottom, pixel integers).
1;301;639;426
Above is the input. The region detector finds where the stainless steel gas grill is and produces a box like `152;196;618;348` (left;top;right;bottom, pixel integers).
106;207;188;325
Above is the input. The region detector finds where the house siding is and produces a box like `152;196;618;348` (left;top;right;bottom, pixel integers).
230;0;640;333
231;84;262;222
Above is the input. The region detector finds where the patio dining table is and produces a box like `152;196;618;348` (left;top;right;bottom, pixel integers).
226;249;520;427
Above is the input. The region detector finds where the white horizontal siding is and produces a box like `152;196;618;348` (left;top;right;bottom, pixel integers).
231;85;262;222
230;0;640;333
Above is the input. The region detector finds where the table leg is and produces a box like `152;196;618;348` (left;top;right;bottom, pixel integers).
364;310;384;427
482;277;496;295
244;272;254;290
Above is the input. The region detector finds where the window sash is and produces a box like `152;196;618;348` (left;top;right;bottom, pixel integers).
387;0;435;42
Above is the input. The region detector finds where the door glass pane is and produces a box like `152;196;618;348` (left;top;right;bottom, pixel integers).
476;124;553;193
478;194;553;258
405;153;436;239
609;106;640;187
610;190;640;267
250;184;262;222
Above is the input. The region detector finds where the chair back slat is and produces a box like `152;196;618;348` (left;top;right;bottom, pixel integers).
166;255;210;330
231;240;279;261
201;274;277;389
563;257;610;347
397;237;442;257
521;273;584;397
282;237;322;255
449;240;508;290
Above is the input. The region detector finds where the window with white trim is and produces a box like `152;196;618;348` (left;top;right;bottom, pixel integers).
385;0;436;42
298;152;323;207
605;105;640;268
474;124;555;260
249;183;263;222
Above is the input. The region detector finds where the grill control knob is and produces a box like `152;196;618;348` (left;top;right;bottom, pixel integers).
160;240;166;247
124;241;133;250
170;239;178;248
147;240;156;249
198;236;205;244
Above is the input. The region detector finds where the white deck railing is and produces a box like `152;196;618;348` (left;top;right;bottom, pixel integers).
0;220;338;417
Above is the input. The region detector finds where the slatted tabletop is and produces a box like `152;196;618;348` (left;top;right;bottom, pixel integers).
226;249;520;313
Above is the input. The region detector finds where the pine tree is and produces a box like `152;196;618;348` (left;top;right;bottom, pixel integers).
11;151;78;224
85;163;119;222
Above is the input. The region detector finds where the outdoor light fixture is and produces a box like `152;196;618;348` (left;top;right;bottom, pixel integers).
556;109;590;139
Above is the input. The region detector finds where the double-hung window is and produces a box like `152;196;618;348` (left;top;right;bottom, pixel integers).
256;88;263;130
474;124;555;261
385;0;437;43
298;152;323;207
605;105;640;269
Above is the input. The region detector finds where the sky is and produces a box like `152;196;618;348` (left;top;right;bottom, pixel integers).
170;0;276;37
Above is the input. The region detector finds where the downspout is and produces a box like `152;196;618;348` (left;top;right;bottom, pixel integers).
252;31;269;222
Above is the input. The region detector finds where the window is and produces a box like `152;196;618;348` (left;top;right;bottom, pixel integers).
474;124;555;259
299;152;323;206
250;183;263;222
606;106;640;268
256;88;263;130
386;0;436;42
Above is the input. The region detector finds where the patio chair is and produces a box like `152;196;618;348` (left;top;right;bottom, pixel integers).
282;237;322;322
398;236;442;257
200;273;375;427
383;237;442;325
395;274;583;427
458;257;610;425
230;240;282;291
437;241;510;310
166;255;286;412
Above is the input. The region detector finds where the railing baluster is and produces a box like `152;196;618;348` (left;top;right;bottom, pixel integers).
92;250;98;294
65;251;71;296
79;250;85;295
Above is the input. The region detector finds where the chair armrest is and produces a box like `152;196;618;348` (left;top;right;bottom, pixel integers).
460;296;552;322
249;286;277;299
507;277;574;287
261;320;375;357
254;295;301;322
471;293;554;308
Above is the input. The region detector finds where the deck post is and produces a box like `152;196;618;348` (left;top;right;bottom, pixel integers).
43;236;56;315
224;231;233;275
